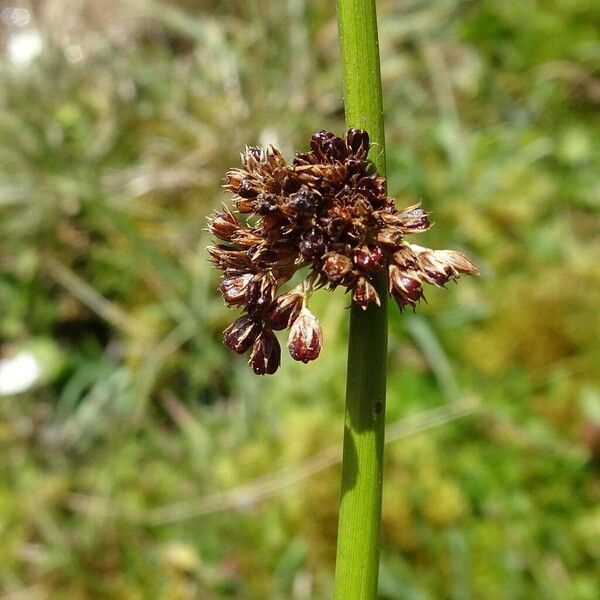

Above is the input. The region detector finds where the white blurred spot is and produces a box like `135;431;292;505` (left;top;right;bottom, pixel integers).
65;44;84;63
259;127;281;151
0;351;41;395
8;29;43;66
1;6;31;27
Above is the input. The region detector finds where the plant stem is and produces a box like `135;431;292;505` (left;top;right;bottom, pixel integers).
334;0;388;598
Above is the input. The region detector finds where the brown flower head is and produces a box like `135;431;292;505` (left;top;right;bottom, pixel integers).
209;129;478;374
249;330;281;375
266;286;304;331
223;315;262;354
287;307;323;363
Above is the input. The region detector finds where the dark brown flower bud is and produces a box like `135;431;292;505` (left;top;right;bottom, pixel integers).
389;265;423;308
285;186;317;217
352;276;381;309
424;269;452;287
245;273;277;311
223;315;262;353
328;135;349;162
401;205;430;231
310;130;347;162
219;274;253;305
254;193;278;215
354;245;384;272
346;128;370;158
238;178;258;199
321;252;352;283
242;146;264;167
208;210;239;241
287;307;322;363
266;289;304;330
249;330;281;375
310;130;335;154
357;177;386;203
299;227;326;260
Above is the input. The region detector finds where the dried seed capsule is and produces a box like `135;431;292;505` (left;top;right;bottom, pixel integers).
208;211;239;241
238;178;258;199
225;169;245;192
236;198;256;213
432;250;479;276
231;229;262;248
286;186;317;216
354;245;384;272
391;280;422;307
299;227;326;260
245;273;277;311
327;136;349;162
321;252;352;283
423;268;452;287
219;274;253;305
254;193;278;215
401;205;430;231
357;176;386;203
287;307;322;363
223;316;262;354
352;276;381;309
380;204;430;232
208;246;253;275
242;146;263;167
249;330;281;375
375;226;403;247
266;290;304;330
409;245;479;286
346;128;370;158
392;245;418;270
389;265;423;307
310;130;336;156
282;175;301;194
310;130;347;162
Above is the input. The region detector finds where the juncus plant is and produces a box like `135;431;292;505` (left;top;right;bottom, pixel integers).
208;0;477;596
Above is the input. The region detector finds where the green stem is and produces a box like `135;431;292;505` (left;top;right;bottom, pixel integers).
334;0;388;599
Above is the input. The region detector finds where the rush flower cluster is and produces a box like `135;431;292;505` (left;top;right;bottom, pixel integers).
208;129;478;374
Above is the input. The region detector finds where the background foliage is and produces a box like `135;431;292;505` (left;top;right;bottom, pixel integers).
0;1;599;598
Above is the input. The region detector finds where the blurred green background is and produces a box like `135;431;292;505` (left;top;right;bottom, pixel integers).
1;1;599;598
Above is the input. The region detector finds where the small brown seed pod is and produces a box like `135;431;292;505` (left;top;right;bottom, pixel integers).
287;307;323;363
249;330;281;375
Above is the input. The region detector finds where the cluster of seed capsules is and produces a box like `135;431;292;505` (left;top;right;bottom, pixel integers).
208;129;478;374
